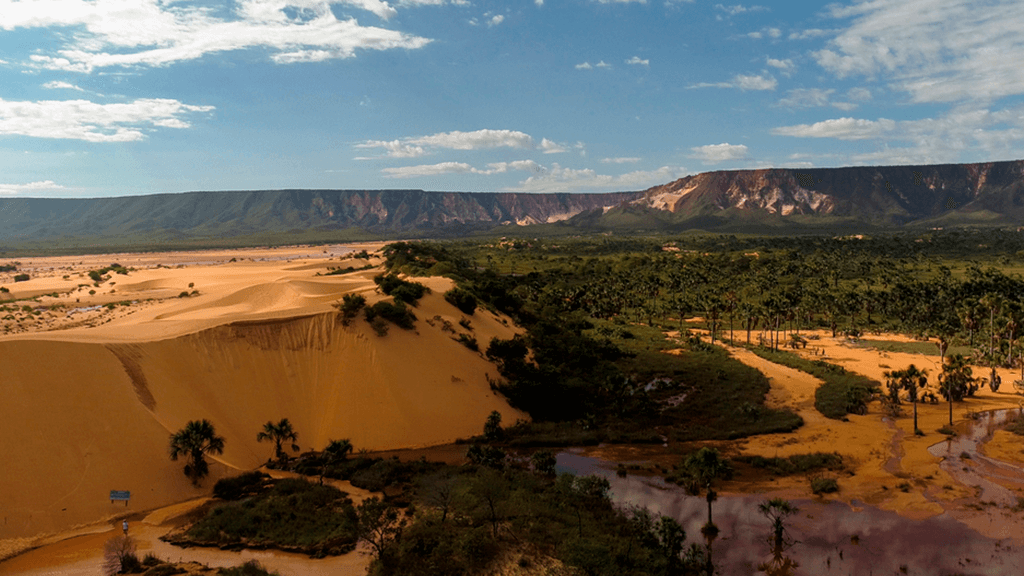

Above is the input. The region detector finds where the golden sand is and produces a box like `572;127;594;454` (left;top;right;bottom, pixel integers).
0;243;525;544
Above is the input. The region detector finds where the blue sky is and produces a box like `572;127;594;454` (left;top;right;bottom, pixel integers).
1;0;1022;197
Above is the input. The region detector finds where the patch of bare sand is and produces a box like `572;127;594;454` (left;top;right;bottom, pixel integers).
712;329;1024;520
0;244;527;546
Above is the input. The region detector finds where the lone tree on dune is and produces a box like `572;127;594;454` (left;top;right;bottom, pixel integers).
257;418;299;466
169;419;226;486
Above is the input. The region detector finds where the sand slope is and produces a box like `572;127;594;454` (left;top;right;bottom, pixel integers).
1;249;526;541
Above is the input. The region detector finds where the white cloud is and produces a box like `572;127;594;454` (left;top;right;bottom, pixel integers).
714;3;767;16
354;139;427;158
746;32;762;39
771;117;897;140
0;97;213;142
411;129;534;150
814;0;1024;104
357;129;545;158
626;56;649;67
4;0;431;73
539;138;567;154
689;73;776;91
766;57;795;75
831;102;858;111
535;0;543;5
42;80;84;91
734;74;776;90
773;105;1024;165
487;14;504;27
382;159;542;178
504;164;688;193
778;88;834;108
846;87;872;101
0;180;66;196
383;157;686;193
601;157;641;164
383;162;476;177
575;62;593;70
788;28;833;40
595;60;612;68
766;27;781;38
688;143;749;164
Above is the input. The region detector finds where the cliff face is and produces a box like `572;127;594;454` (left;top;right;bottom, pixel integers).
3;158;1024;248
635;160;1024;226
0;190;642;244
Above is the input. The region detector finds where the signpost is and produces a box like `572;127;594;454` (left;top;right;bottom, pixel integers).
110;490;130;506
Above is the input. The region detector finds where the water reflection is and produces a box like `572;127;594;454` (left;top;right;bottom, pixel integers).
928;409;1024;506
556;451;1024;575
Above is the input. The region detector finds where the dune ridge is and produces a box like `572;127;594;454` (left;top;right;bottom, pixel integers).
1;253;526;542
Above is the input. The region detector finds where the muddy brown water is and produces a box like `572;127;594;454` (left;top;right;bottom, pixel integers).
556;447;1024;576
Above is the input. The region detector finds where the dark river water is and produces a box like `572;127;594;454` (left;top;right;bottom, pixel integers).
556;439;1024;576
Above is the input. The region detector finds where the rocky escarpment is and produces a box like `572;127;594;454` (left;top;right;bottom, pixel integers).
635;160;1024;226
0;189;642;245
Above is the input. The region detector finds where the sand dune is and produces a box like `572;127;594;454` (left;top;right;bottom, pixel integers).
0;245;526;543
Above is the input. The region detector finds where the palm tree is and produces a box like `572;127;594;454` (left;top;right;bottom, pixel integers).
958;298;981;347
1003;302;1022;367
939;354;977;426
319;438;354;485
884;365;928;434
257;418;299;465
980;293;1004;362
169;419;226;486
679;447;733;536
758;498;799;553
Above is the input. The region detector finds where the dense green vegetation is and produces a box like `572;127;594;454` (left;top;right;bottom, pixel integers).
380;231;1024;434
384;241;808;446
173;477;359;556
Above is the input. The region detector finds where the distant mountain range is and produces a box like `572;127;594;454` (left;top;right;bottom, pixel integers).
600;158;1024;232
1;159;1022;251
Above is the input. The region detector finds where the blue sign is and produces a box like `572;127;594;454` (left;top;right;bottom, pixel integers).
110;490;131;501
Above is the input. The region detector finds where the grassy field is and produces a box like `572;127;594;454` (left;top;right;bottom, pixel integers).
852;339;974;357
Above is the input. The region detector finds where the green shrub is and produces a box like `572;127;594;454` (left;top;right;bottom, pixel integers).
369;316;389;336
336;293;366;326
364;301;416;330
811;476;839;495
374;274;428;305
141;553;162;567
213;471;270;501
0;287;8;293
184;479;358;555
444;288;478;315
13;274;29;282
217;561;280;576
457;333;478;351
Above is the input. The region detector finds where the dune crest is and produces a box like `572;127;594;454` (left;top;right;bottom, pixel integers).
1;252;526;541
